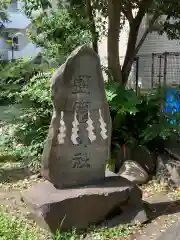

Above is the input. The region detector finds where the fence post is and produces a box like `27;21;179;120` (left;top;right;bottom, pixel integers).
158;54;162;86
163;52;167;88
151;53;155;88
135;56;139;95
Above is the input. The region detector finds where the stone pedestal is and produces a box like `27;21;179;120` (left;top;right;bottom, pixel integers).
22;175;147;233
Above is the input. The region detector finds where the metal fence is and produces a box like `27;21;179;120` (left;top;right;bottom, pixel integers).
128;52;180;90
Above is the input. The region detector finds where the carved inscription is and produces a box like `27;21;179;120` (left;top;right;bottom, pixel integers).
72;75;90;94
72;152;90;168
74;100;90;123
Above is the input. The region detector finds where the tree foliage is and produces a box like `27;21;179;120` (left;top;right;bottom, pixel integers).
22;0;92;63
2;0;180;171
0;0;10;26
21;0;180;85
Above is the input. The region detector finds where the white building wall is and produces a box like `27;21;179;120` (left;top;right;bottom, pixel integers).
98;14;180;88
4;12;31;29
136;22;180;88
0;34;9;59
7;0;17;12
1;0;40;61
17;31;29;51
0;37;5;59
138;32;180;55
8;42;40;60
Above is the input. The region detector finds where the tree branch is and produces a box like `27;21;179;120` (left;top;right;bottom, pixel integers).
135;11;160;56
122;3;133;23
86;0;98;53
121;0;159;85
134;0;152;26
107;0;122;82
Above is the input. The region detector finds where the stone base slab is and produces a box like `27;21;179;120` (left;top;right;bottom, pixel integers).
22;175;146;233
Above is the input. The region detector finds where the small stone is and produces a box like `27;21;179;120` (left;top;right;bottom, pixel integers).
118;160;149;185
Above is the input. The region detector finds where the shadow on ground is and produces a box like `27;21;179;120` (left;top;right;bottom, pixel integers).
96;197;180;228
148;199;180;220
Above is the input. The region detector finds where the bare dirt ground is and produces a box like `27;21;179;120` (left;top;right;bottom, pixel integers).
0;162;180;240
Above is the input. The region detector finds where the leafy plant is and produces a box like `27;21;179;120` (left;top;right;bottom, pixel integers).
0;60;53;171
106;84;180;154
26;5;91;63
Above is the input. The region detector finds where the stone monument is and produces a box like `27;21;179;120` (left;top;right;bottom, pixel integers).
22;45;148;233
41;45;111;188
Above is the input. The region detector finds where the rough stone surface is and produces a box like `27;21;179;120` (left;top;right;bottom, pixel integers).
22;176;144;233
164;135;180;155
132;145;156;174
41;45;111;189
118;160;149;184
164;137;180;160
156;153;180;187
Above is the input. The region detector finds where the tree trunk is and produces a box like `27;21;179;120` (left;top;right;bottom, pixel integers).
86;0;98;54
122;12;159;85
121;25;139;85
107;0;122;82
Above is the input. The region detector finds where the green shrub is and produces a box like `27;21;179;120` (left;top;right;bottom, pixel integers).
0;61;53;171
1;60;179;172
106;83;180;152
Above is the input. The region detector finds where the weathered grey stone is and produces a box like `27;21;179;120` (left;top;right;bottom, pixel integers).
118;160;149;184
164;136;180;160
132;145;155;174
22;176;143;233
41;45;111;189
156;153;180;187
